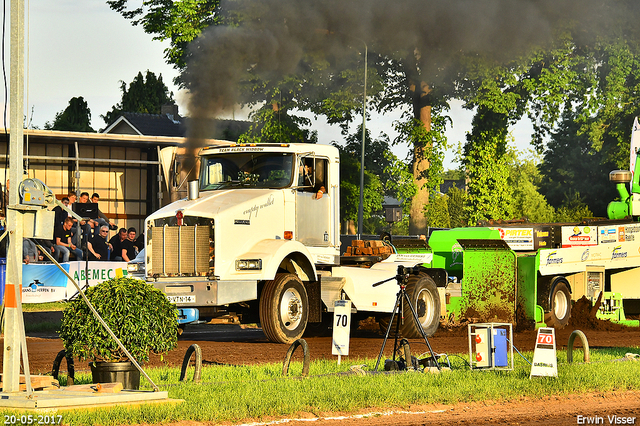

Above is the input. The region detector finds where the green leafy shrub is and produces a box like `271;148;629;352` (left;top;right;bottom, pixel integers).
59;277;178;363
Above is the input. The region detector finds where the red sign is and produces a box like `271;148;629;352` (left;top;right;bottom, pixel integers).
537;333;554;345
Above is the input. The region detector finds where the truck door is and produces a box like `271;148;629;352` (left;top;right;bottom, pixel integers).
296;155;331;246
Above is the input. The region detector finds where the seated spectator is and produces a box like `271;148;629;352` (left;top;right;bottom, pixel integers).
54;217;83;262
23;238;38;264
88;225;111;261
52;196;70;228
77;191;97;239
91;193;117;231
120;227;138;262
36;238;56;261
134;232;144;253
109;228;127;261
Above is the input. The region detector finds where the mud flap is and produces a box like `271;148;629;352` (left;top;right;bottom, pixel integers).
456;239;518;323
306;280;321;322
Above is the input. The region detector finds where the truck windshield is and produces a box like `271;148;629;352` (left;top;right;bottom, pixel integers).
199;152;294;190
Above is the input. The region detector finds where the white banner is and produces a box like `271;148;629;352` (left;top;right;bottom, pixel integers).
20;261;129;303
538;240;640;276
630;117;640;191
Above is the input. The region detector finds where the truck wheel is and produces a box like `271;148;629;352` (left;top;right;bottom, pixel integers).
401;274;441;338
379;274;440;338
544;281;571;328
260;273;308;344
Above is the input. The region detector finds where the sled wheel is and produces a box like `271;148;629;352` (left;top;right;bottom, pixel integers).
544;280;571;328
379;273;440;338
260;273;308;344
401;273;441;338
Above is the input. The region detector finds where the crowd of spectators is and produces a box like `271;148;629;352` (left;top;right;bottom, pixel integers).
0;185;142;263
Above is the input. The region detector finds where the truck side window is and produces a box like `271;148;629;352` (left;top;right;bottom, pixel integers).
314;159;327;197
298;158;315;189
298;157;328;198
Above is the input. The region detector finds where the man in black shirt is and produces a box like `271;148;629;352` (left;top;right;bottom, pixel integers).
120;227;138;262
52;196;70;228
53;217;83;262
88;225;111;261
109;228;127;261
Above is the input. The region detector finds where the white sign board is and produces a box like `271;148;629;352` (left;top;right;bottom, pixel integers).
530;327;558;378
495;227;534;250
630;116;640;191
538;240;640;276
598;223;640;244
332;299;352;357
561;225;597;247
20;261;129;303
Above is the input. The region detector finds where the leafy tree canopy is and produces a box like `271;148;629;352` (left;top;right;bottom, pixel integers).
107;0;223;79
102;70;174;125
44;96;95;132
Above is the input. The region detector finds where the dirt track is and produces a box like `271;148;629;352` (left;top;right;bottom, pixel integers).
6;311;640;425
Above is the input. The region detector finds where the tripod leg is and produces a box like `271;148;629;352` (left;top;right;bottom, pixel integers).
374;290;403;371
402;291;441;370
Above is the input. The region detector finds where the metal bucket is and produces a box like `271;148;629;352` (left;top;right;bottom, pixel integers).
90;361;140;390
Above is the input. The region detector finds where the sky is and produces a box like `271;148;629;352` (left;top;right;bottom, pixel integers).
2;0;535;170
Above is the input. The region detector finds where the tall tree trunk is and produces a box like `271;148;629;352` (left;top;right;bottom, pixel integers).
409;80;431;236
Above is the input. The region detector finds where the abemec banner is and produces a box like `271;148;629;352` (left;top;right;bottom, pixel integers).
21;261;129;303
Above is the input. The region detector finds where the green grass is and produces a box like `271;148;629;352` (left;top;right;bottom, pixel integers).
22;302;66;312
2;346;638;425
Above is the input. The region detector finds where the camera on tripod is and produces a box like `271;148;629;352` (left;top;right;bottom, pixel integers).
396;265;421;277
373;263;441;371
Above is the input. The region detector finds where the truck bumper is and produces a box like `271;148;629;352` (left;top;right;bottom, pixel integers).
151;279;258;307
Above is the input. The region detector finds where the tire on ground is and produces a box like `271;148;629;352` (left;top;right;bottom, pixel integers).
379;273;441;338
260;273;309;344
544;279;571;328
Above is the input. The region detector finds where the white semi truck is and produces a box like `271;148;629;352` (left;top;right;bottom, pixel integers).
143;142;447;343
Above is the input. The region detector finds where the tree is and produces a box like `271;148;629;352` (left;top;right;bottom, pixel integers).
107;0;222;81
102;71;174;125
111;0;640;234
44;96;95;132
538;110;617;217
334;142;384;234
335;125;418;234
506;148;555;223
238;102;317;144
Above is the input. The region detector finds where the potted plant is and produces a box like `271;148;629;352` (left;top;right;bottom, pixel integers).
59;276;178;389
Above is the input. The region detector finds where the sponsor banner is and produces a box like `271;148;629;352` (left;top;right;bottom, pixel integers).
539;241;640;275
630;116;640;191
21;261;129;303
561;225;597;247
495;227;534;250
598;223;640;244
384;253;433;264
22;263;71;303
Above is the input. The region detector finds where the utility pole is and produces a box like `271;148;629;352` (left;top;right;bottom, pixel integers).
2;0;29;393
356;42;367;238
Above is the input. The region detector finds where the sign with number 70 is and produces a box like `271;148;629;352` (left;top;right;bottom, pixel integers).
332;299;352;356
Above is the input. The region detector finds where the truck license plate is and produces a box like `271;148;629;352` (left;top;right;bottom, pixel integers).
166;295;196;304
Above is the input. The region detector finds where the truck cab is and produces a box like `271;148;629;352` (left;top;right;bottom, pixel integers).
145;143;338;342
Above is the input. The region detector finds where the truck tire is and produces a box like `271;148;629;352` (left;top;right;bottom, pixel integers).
544;280;571;328
402;274;441;338
260;273;309;344
379;274;440;338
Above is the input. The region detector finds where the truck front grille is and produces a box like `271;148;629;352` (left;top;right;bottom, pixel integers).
150;224;212;277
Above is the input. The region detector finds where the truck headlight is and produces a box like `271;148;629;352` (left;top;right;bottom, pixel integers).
235;259;262;270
